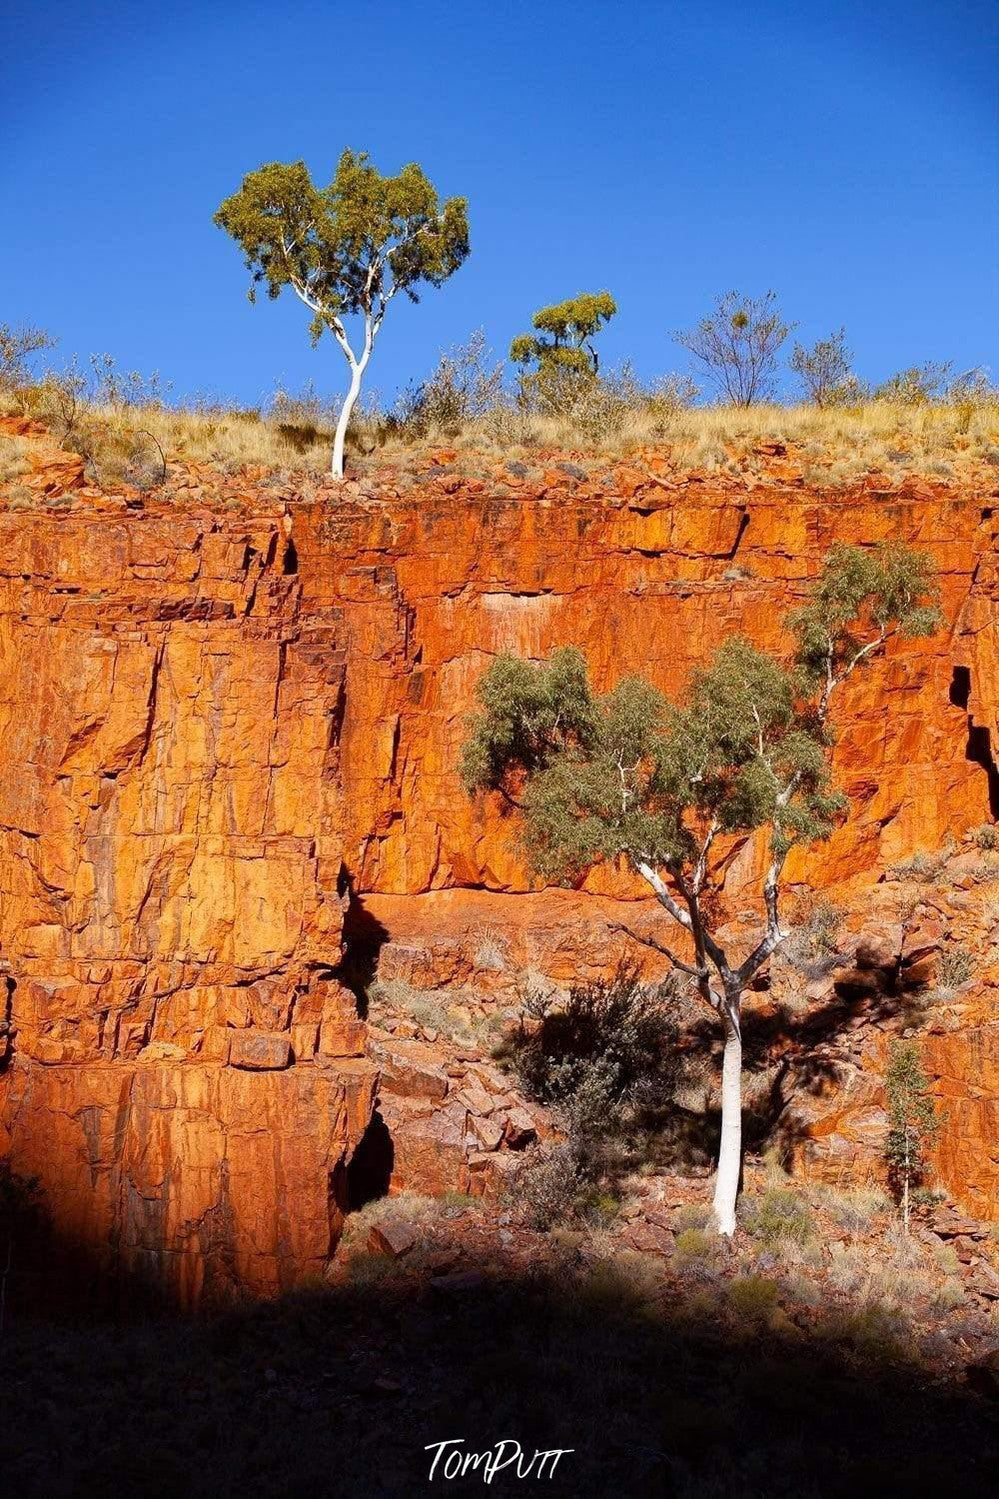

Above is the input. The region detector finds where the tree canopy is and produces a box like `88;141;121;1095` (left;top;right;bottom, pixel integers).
510;292;616;411
790;328;864;408
214;150;469;474
463;543;939;892
462;638;841;884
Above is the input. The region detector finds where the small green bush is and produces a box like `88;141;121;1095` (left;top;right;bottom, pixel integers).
675;1228;713;1261
514;1142;589;1231
972;823;998;851
818;1184;892;1234
508;961;681;1140
728;1275;780;1321
674;1203;710;1232
780;896;842;968
743;1188;814;1249
826;1303;913;1365
934;1278;966;1312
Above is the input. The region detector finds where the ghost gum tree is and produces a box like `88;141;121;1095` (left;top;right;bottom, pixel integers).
214;150;469;478
462;545;940;1234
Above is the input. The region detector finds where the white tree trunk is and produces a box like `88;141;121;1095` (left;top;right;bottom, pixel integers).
331;362;364;479
712;1001;743;1236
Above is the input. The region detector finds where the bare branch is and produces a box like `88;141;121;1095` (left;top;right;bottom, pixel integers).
609;921;705;979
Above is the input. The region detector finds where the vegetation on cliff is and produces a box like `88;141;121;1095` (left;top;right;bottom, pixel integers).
462;543;941;1233
213;150;470;478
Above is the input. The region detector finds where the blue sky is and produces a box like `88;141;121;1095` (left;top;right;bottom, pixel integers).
4;0;997;409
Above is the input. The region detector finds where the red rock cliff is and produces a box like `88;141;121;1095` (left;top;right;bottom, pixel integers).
1;441;996;1294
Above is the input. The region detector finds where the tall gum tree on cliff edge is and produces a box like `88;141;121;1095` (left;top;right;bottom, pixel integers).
461;544;940;1234
215;150;469;478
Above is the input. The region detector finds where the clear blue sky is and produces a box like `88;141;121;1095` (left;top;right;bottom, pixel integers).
4;0;997;408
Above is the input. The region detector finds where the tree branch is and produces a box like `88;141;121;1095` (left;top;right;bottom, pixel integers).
735;843;790;985
609;922;705;980
635;860;691;929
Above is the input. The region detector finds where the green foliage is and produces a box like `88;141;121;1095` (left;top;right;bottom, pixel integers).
779;895;842;969
673;290;793;406
214;150;469;341
89;353;169;409
460;645;600;797
463;635;839;882
395;330;505;438
817;1184;891;1233
884;1040;940;1212
674;1227;713;1260
728;1274;781;1321
464;545;939;896
508;962;681;1138
514;1141;591;1230
973;823;998;851
790;328;866;408
743;1187;814;1248
511;291;616;410
791;542;941;693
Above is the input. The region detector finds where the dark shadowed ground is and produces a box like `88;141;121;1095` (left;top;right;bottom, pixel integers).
2;1248;997;1498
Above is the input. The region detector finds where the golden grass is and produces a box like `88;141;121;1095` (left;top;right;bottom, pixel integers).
5;382;998;483
0;431;32;478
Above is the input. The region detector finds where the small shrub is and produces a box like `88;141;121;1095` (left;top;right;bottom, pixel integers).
513;1142;592;1230
89;352;169;410
936;944;973;990
888;849;943;883
396;330;505;438
347;1251;395;1287
783;1271;823;1309
780;896;842;969
743;1188;814;1249
574;1254;661;1315
817;1184;891;1234
934;1278;966;1312
930;1230;961;1271
507;961;681;1141
674;1228;713;1261
828;1243;868;1295
875;362;952;406
0;323;54;395
674;1203;710;1232
826;1304;913;1365
0;434;30;483
728;1274;780;1321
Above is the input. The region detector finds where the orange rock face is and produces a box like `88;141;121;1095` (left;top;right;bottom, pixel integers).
1;441;997;1296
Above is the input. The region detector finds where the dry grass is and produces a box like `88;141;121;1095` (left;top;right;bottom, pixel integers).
5;378;998;484
0;431;31;483
101;396;999;480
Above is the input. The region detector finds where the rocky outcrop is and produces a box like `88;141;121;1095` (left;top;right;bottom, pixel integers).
774;857;998;1218
1;426;996;1296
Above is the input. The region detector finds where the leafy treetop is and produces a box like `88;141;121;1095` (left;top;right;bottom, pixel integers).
511;291;617;378
214;150;469;347
463;543;940;906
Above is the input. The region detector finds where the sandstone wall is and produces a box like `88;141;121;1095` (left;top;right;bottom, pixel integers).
0;499;376;1298
1;449;996;1290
